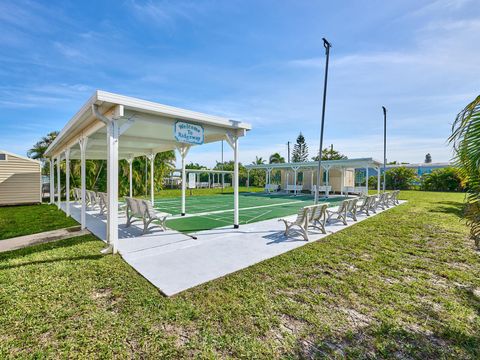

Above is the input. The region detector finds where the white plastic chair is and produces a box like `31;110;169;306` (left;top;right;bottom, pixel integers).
307;203;328;234
326;199;350;225
279;206;311;241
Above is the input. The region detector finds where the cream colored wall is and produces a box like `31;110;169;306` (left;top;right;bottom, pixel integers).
344;169;355;187
0;154;41;205
278;167;356;193
330;168;355;192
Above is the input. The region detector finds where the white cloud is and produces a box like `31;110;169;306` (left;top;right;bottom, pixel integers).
409;0;472;17
126;0;204;27
0;83;92;108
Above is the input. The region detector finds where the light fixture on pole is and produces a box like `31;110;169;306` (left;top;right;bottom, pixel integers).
382;106;387;192
315;37;332;204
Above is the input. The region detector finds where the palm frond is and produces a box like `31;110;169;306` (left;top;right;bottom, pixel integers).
449;95;480;247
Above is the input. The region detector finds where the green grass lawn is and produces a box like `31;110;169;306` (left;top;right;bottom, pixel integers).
0;191;479;358
0;204;78;240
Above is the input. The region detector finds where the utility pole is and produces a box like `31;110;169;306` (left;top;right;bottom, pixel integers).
287;141;291;163
315;37;332;204
382;106;387;192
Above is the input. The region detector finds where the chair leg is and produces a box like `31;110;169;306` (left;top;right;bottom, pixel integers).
284;223;293;236
300;227;309;241
317;220;326;234
159;217;167;231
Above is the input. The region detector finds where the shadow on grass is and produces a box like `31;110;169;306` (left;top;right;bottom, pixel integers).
292;316;480;359
0;254;104;270
0;235;101;262
457;286;480;316
428;201;464;218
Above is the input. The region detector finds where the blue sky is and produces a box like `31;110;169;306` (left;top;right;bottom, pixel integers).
1;0;479;167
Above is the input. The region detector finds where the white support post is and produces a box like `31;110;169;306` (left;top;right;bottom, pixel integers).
293;167;298;196
127;155;133;197
365;167;369;195
377;167;381;195
247;170;250;190
311;171;314;192
178;145;190;216
56;156;61;208
79;137;88;230
225;131;240;227
233;136;239;228
341;168;345;196
49;159;54;204
107;120;119;253
65;149;70;217
325;166;330;198
147;153;155;206
182;151;186;215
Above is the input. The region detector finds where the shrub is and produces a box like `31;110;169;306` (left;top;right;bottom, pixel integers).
385;167;417;190
420;167;465;192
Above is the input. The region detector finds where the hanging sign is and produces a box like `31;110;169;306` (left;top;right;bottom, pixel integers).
174;121;204;145
188;172;196;189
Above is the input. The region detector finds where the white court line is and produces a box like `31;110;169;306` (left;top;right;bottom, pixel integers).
245;209;273;224
169;200;305;219
200;215;233;224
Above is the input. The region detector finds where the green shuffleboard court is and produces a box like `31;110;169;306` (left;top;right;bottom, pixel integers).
156;192;346;233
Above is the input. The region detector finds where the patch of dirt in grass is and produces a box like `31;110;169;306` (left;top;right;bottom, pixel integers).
383;277;400;285
403;323;450;350
265;313;308;350
91;288;121;313
155;323;197;349
279;314;305;336
448;261;474;271
339;308;373;329
297;337;325;358
360;253;373;261
38;330;54;344
400;275;416;284
428;274;449;289
341;262;359;272
473;288;480;300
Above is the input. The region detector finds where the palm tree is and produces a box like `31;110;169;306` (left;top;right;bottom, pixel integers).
28;131;59;174
119;151;175;196
449;95;480;248
28;131;176;196
269;152;285;164
27;131;59;160
252;156;266;165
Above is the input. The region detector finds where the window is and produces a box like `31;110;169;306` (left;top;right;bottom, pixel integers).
0;153;6;161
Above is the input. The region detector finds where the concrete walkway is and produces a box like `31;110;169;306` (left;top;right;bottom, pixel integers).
0;226;90;253
61;201;405;296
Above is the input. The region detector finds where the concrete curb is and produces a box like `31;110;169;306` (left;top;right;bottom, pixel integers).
0;226;91;253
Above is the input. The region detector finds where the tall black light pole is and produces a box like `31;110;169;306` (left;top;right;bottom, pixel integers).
315;37;332;204
287;141;291;163
382;106;387;192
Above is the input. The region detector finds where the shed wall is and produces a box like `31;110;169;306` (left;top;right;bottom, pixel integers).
0;154;41;205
